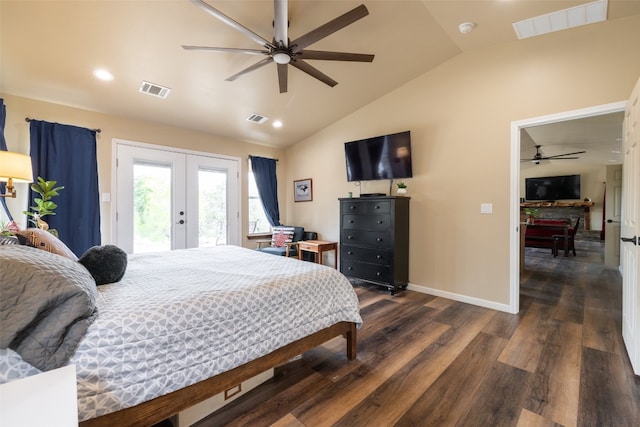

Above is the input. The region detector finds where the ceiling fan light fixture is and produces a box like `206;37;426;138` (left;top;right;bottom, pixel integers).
272;51;291;64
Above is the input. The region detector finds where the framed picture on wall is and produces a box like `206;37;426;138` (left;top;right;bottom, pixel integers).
294;178;313;202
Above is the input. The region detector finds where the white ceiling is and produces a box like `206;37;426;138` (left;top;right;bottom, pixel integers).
521;111;625;167
2;0;639;148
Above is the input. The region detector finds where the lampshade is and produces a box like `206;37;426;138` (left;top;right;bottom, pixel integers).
0;151;34;183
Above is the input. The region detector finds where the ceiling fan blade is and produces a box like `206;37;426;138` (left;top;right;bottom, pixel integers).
182;46;267;55
297;50;374;62
290;4;369;52
540;157;581;160
290;59;338;87
277;63;288;93
189;0;275;49
274;0;288;48
225;57;273;81
542;150;587;159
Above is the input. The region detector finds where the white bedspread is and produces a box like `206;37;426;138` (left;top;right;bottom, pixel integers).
0;245;362;421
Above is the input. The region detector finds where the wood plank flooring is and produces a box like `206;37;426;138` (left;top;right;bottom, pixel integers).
192;241;639;427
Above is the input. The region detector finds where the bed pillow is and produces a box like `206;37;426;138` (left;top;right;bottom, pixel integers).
0;245;98;371
15;228;77;261
78;245;128;285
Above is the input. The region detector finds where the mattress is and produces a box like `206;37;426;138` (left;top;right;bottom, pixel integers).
0;245;362;421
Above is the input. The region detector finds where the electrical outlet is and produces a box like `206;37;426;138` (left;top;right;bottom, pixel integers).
480;203;493;214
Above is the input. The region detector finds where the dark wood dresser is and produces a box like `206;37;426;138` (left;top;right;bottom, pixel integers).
339;196;410;294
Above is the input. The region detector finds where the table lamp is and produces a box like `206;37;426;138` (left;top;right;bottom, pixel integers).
0;151;34;198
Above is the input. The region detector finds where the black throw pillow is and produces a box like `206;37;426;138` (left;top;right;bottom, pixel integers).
78;245;128;285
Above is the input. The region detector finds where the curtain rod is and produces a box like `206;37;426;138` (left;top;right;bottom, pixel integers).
25;117;101;133
248;155;279;161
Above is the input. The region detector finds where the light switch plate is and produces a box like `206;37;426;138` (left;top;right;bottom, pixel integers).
480;203;493;214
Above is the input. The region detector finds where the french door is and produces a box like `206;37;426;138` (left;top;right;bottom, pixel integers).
115;141;240;253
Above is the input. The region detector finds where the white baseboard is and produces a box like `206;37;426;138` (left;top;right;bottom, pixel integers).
406;283;512;313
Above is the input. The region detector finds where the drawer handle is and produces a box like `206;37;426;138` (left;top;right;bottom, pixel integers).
377;220;383;224
376;272;381;276
376;255;382;259
350;206;356;210
349;220;354;223
376;238;383;242
348;267;353;270
348;251;353;255
348;235;354;240
375;205;380;209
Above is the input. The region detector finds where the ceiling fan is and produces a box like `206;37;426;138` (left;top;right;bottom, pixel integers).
182;0;374;93
521;145;586;164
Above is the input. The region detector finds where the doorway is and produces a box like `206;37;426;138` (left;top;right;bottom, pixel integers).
114;139;240;254
509;101;627;313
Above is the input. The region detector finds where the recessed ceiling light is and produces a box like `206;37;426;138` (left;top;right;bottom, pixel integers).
272;120;283;128
93;69;114;81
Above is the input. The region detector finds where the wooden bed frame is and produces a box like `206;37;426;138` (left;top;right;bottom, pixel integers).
79;321;357;427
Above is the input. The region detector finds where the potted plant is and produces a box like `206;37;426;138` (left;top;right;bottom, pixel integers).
523;207;539;224
396;182;407;194
23;177;64;237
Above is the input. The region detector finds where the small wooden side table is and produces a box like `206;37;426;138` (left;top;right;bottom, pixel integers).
298;240;338;268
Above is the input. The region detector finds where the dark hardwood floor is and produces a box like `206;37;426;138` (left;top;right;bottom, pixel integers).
192;241;639;427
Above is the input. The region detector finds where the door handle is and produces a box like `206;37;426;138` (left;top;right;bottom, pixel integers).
607;219;621;223
620;236;637;245
177;219;185;225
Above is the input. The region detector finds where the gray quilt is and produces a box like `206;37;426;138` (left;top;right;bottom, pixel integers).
0;245;98;371
0;245;362;422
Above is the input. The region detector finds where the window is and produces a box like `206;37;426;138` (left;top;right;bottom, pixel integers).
248;169;271;234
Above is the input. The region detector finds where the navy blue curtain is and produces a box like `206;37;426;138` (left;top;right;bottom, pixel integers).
0;99;12;221
250;156;281;226
29;120;100;256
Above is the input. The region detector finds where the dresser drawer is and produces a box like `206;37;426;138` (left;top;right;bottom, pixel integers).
341;245;391;265
341;259;392;284
340;229;392;249
341;200;391;215
342;213;390;231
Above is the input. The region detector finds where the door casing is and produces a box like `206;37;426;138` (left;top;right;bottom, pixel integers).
509;101;627;314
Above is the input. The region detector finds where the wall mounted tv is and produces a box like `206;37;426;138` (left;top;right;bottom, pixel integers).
525;174;581;201
344;130;413;182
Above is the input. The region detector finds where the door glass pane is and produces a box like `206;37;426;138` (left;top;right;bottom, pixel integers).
198;169;227;247
133;162;172;253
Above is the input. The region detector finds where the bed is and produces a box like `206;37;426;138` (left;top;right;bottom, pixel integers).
0;244;362;426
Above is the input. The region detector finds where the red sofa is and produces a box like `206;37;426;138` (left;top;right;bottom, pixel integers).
524;218;578;256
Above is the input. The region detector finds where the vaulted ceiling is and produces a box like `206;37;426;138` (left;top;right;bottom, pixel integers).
2;1;639;148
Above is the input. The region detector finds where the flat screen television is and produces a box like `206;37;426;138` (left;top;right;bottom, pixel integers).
344;130;413;182
525;174;581;201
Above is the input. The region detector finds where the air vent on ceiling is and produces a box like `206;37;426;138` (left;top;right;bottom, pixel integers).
246;113;269;124
139;81;171;99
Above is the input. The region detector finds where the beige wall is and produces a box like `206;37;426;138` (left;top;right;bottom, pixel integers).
0;93;285;248
285;15;640;307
